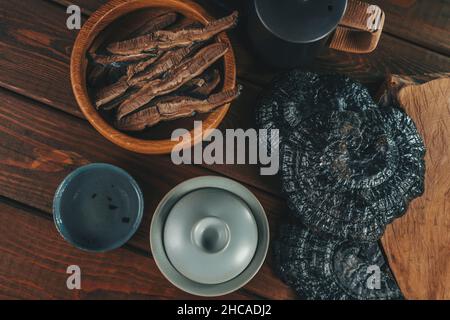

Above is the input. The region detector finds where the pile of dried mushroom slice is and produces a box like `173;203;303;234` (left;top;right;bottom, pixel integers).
88;10;240;131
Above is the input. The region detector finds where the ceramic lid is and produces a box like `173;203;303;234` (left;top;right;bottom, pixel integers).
163;188;258;285
254;0;348;43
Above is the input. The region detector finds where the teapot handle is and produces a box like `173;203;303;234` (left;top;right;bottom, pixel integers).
329;0;385;53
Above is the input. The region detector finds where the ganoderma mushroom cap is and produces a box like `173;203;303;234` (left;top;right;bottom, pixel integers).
274;223;404;300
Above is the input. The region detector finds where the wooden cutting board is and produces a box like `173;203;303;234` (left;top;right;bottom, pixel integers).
381;76;450;300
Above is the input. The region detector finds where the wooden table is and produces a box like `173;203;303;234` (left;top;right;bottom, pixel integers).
0;0;448;300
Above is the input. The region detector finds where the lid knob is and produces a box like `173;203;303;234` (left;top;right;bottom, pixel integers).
192;217;230;253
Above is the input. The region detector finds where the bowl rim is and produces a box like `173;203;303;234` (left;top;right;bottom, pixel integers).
53;163;144;253
150;176;270;297
71;0;237;155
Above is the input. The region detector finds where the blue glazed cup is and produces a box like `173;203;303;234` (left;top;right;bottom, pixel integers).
53;163;144;252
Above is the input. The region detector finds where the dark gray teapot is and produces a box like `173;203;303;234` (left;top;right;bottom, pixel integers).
212;0;385;68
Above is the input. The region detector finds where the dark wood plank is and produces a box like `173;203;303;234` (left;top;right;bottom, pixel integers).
0;2;444;206
2;0;450;198
0;0;81;116
197;0;450;57
58;0;450;57
52;0;104;13
1;0;446;300
0;88;296;300
54;0;450;86
231;26;450;88
51;0;98;15
0;0;280;195
371;0;450;56
0;198;254;299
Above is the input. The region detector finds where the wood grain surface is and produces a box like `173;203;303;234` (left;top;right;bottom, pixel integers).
381;77;450;300
66;0;450;57
370;0;450;56
1;0;449;196
0;88;294;299
0;198;254;300
0;0;449;299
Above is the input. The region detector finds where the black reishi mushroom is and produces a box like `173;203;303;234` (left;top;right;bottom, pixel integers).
257;70;425;241
281;105;425;241
274;223;404;300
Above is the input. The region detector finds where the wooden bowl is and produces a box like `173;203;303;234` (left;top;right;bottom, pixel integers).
71;0;236;154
